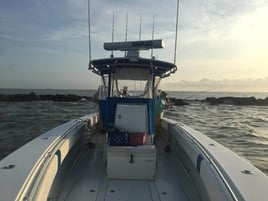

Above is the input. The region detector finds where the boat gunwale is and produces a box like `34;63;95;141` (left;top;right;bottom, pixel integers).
0;113;99;201
170;121;239;201
161;117;268;201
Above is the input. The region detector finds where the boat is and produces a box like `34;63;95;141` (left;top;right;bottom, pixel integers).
1;39;268;201
1;7;268;201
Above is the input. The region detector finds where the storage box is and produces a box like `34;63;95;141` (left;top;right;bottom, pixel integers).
108;130;128;146
107;145;156;179
128;132;146;146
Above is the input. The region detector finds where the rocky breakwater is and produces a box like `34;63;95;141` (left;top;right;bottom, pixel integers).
169;98;190;106
205;96;268;106
1;92;268;106
0;92;93;102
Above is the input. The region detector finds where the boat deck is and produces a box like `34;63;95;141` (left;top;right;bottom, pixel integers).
56;133;200;201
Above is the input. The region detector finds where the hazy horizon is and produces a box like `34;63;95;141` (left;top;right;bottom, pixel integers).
1;86;268;94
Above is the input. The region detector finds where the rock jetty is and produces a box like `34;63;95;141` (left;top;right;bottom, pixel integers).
1;92;268;106
0;92;93;102
169;98;189;106
204;96;268;106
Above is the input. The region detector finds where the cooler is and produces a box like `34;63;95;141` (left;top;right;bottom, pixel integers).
107;145;156;180
128;132;146;146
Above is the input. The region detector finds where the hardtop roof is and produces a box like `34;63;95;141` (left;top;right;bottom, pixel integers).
89;57;177;78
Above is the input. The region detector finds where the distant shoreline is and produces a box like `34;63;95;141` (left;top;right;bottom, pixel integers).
1;92;268;106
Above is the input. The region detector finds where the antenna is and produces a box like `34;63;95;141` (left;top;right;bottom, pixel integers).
139;14;143;40
125;12;128;56
151;14;155;58
87;0;91;67
174;0;180;64
125;13;128;42
111;12;115;57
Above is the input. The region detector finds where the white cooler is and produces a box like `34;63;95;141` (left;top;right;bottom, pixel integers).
107;145;156;180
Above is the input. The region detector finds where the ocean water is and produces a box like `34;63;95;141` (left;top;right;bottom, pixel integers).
0;89;268;176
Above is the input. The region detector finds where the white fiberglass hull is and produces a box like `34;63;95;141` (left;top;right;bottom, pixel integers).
1;113;268;201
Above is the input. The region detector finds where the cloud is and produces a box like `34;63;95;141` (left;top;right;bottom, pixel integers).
178;0;268;53
1;0;268;90
162;77;268;92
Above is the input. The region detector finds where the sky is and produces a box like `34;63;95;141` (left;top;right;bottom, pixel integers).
0;0;268;92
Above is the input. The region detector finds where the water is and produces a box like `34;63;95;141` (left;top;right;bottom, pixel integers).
165;103;268;175
0;89;268;175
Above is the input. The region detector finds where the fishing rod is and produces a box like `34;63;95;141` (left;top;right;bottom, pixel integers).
125;13;128;57
139;14;143;40
151;14;155;59
88;0;91;67
174;0;180;64
112;12;115;57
